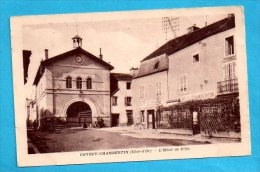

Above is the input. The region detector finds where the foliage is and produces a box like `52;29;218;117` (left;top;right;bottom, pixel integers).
159;95;240;133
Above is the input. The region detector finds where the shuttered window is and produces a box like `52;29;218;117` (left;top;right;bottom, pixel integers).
180;74;188;94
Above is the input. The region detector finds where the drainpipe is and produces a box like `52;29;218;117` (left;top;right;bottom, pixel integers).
167;70;169;100
52;64;55;130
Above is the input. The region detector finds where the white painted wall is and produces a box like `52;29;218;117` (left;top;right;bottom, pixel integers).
132;71;168;123
111;80;132;126
168;28;236;101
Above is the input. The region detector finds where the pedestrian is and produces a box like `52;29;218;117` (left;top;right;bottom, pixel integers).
33;120;37;131
99;117;104;128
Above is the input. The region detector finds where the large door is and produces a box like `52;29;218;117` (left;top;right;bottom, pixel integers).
66;101;92;127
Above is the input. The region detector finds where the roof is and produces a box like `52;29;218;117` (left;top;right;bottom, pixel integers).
72;34;82;40
110;73;133;81
33;47;114;85
141;14;235;62
135;53;168;79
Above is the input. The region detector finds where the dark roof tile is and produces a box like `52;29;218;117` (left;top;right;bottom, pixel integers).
33;47;114;85
110;73;133;81
141;15;235;62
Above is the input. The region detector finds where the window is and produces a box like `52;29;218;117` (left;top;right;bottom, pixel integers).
225;36;235;56
223;62;236;80
125;97;132;106
139;86;144;99
112;96;118;106
86;78;92;89
126;82;131;89
76;77;82;89
156;82;162;103
66;76;72;88
180;75;188;94
154;61;159;69
193;54;199;63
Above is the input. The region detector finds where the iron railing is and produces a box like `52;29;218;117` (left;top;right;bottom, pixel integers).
217;78;238;94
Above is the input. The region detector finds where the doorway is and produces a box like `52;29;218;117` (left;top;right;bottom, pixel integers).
147;110;155;129
126;110;133;125
66;101;92;127
192;111;200;135
111;113;119;127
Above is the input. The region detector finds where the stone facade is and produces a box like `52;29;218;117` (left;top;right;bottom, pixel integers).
33;37;114;129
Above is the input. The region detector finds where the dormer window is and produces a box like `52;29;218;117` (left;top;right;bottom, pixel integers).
154;61;159;70
193;54;200;63
66;76;72;88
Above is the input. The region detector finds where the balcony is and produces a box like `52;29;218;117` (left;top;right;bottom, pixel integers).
217;78;238;95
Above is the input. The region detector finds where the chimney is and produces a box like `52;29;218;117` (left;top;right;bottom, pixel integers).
228;13;234;18
187;24;200;33
99;48;103;60
44;49;48;60
130;67;138;77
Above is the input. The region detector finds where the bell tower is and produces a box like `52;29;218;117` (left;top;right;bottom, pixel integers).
72;35;82;48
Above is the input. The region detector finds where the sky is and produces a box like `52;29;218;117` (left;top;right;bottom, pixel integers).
23;13;228;99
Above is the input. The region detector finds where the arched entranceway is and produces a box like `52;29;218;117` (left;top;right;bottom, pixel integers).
66;101;92;127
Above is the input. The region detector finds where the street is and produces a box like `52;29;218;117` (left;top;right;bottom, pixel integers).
27;127;210;153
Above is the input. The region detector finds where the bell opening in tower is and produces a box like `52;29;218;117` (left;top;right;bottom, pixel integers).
72;35;83;48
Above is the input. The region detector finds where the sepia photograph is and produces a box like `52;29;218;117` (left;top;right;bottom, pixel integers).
11;6;250;167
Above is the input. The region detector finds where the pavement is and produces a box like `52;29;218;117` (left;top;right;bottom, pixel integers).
96;126;241;144
27;127;211;153
27;126;240;153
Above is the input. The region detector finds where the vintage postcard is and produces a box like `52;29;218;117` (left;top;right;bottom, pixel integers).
10;6;250;167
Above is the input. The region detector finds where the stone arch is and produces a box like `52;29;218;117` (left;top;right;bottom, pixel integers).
62;97;98;118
